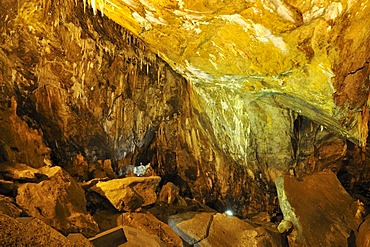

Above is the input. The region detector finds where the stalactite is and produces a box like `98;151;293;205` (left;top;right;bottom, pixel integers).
358;106;369;148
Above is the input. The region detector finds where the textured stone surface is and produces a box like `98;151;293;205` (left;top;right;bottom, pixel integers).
16;166;99;237
91;176;161;211
0;195;22;218
122;226;163;247
168;211;215;245
67;233;94;247
357;216;370;247
119;212;182;247
159;182;181;204
199;213;280;247
275;170;359;246
168;211;280;246
1;0;369;217
0;162;44;182
92;0;370;145
0;213;76;246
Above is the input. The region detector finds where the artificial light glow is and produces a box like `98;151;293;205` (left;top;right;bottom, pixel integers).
225;210;233;216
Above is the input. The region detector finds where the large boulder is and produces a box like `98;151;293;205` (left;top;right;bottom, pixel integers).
16;166;99;237
91;176;161;211
0;213;76;246
0;162;45;182
275;170;360;246
168;211;280;246
119;212;182;247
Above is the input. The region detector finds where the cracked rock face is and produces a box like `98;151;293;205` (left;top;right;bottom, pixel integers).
168;211;280;246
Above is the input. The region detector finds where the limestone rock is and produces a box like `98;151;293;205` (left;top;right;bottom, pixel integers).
91;176;161;211
122;226;163;247
168;211;280;246
0;195;22;218
64;154;90;181
199;213;280;247
67;233;94;247
357;216;370;247
168;211;215;245
89;226;128;247
92;210;121;232
159;182;181;204
119;212;182;247
0;213;76;246
0;162;45;182
275;170;359;246
0;97;51;169
16;166;99;237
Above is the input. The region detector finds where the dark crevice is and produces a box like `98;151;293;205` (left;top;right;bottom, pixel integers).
348;61;369;75
194;213;215;245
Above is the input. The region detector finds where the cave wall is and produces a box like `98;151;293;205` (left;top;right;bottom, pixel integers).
0;0;365;216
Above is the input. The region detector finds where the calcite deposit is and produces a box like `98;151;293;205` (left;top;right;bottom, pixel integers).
0;0;370;245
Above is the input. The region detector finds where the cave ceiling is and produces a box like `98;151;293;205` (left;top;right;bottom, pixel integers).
87;0;370;145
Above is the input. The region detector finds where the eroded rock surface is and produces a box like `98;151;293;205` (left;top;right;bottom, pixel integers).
119;212;183;247
0;213;77;246
91;176;161;211
168;211;280;246
16;166;99;237
0;162;45;182
357;216;370;247
1;0;370;218
0;195;22;218
276;170;359;246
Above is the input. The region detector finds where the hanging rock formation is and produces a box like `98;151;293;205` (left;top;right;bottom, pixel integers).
0;0;370;219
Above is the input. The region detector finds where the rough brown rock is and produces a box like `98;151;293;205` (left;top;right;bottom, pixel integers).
0;98;51;169
159;182;181;204
119;212;182;247
67;233;94;247
0;162;45;182
200;213;280;247
16;166;99;237
1;0;370;218
168;211;280;246
0;213;76;246
275;170;359;246
357;216;370;247
91;176;161;211
122;226;163;247
0;195;22;218
168;211;214;245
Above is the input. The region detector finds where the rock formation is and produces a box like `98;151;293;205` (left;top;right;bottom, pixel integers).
0;0;370;245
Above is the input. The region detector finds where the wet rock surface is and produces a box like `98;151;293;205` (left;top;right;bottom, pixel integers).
276;170;360;246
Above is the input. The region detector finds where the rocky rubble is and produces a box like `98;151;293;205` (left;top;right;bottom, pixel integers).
16;166;99;237
0;159;368;246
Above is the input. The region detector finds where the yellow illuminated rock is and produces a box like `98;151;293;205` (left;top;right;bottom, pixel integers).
86;0;370;167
